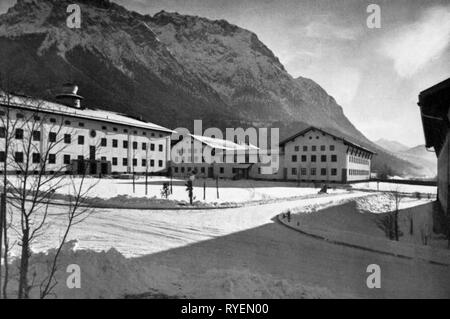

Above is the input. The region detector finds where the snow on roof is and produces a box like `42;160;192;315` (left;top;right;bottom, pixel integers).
0;93;174;134
190;134;259;151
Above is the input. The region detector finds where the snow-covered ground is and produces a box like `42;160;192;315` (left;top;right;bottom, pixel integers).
351;181;437;195
7;175;347;204
4;190;450;298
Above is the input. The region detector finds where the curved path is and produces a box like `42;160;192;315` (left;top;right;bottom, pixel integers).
37;191;450;298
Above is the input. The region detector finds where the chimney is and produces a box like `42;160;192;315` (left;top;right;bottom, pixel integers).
55;83;84;109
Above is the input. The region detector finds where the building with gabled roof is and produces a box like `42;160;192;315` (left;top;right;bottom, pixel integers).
0;84;173;176
276;126;375;182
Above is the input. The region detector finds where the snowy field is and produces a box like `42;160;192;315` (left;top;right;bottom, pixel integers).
7;175;347;204
351;181;437;195
4;190;450;299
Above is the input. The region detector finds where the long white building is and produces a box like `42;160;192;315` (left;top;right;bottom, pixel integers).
0;84;173;175
171;134;259;179
277;127;375;182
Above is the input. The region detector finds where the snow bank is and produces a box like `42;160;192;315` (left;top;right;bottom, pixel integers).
4;241;334;299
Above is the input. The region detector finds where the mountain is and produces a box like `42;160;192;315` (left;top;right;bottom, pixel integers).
0;0;426;177
375;139;409;153
376;139;437;178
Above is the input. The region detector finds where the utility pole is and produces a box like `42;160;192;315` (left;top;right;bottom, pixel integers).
203;180;206;200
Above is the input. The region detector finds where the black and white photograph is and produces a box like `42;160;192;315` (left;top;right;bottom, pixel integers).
0;0;449;303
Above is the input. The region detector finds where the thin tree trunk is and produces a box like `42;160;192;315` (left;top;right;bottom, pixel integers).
18;228;30;299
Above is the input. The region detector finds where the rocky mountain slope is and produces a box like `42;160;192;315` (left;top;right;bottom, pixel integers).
375;140;436;178
0;0;426;176
375;139;409;153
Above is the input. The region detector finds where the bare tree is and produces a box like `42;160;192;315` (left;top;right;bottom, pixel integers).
0;83;98;298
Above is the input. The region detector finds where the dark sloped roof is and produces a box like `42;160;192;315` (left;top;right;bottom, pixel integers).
418;77;450;156
279;126;376;155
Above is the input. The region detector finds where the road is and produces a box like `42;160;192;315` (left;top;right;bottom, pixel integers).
33;191;450;298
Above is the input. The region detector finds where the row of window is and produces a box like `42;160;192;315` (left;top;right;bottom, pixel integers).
174;154;255;164
0;128;165;151
291;167;338;176
0;151;164;168
291;154;337;163
349;156;369;165
349;169;369;176
293;145;335;152
0;113;166;138
173;166;228;174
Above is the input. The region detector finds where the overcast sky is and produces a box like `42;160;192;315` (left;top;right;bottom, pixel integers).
2;0;449;147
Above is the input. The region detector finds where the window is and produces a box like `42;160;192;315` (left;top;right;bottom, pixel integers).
292;155;297;162
123;129;128;133
150;143;155;151
301;168;307;176
102;126;107;130
34;116;40;121
133;130;138;135
49;154;56;164
142;143;147;150
311;168;316;176
301;155;307;162
90;130;96;138
303;146;307;151
15;152;23;163
158;160;163;167
112;157;117;166
0;127;5;138
16;113;24;119
15;129;23;140
311;155;316;162
174;167;178;173
64;120;71;125
101;138;107;147
321;168;327;176
32;153;40;164
123;140;128;149
220;167;224;174
113;127;118;132
142;159;147;167
294;146;299;152
122;158;128;166
150;160;155;167
50;118;56;123
64;155;71;165
77;155;84;161
49;132;57;143
79;122;85;127
133;158;137;167
331;168;337;176
292;168;297;175
201;167;205;173
331;155;337;162
64;134;71;144
320;145;325;151
159;145;163;152
330;145;335;151
101;156;106;161
112;139;118;148
133;142;138;150
32;130;41;141
312;145;316;151
321;155;327;162
0;151;5;162
78;136;85;145
143;132;147;136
